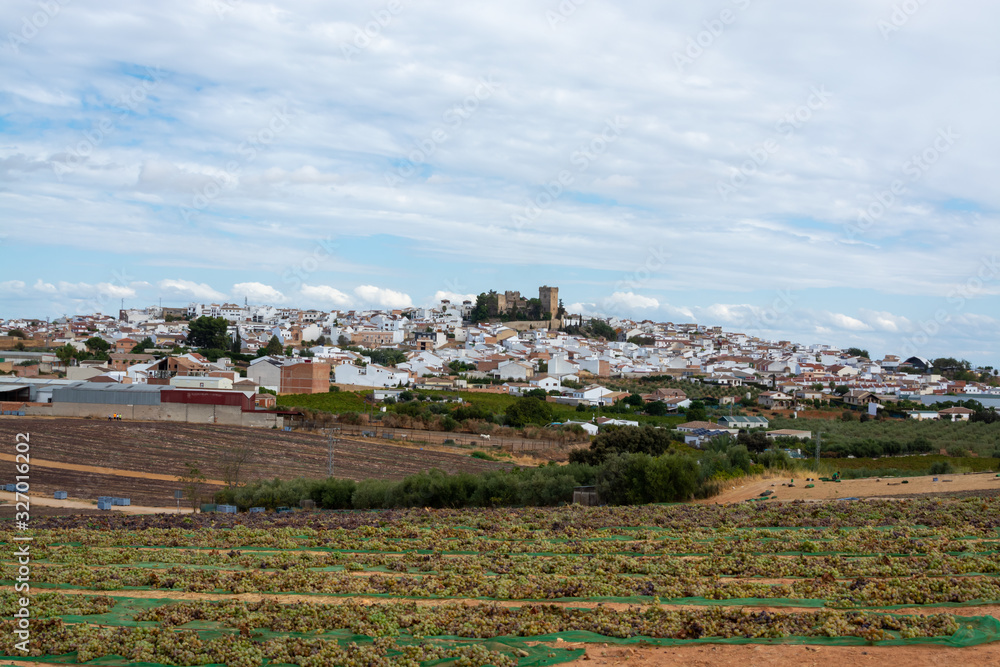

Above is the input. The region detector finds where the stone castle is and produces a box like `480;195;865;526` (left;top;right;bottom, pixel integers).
496;286;559;317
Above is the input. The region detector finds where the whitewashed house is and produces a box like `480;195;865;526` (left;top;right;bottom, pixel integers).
334;363;410;388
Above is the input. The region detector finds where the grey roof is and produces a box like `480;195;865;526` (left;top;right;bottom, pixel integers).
720;415;768;424
0;377;83;387
57;383;164;393
52;383;167;406
688;428;731;436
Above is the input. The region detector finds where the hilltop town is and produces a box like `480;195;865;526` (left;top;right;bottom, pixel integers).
1;285;997;428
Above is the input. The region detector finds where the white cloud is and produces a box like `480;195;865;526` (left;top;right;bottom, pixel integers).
157;279;226;301
701;304;748;324
0;280;26;293
660;303;696;321
354;285;413;309
602;292;659;310
33;280;57;294
822;312;871;332
859;309;912;333
232;282;286;303
301;284;352;307
32;281;137;300
953;312;999;328
593;174;637;189
94;282;136;299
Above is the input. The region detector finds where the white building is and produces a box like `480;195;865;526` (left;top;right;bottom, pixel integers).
571;385;614;406
247;356;283;392
170;376;234;390
334;363;410;388
529;374;562;391
496;360;534;381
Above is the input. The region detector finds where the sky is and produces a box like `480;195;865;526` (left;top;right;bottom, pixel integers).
1;1;999;365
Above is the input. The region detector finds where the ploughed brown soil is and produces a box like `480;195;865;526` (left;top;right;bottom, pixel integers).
701;471;1000;505
0;417;513;510
559;642;1000;666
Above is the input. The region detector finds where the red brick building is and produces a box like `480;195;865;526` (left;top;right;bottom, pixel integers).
279;360;331;394
114;338;138;353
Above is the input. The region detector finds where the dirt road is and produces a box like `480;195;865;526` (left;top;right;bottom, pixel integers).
701;471;1000;504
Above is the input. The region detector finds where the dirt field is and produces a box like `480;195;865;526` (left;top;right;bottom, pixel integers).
0;418;514;510
0;489;188;515
4;641;990;667
702;470;1000;504
560;642;1000;666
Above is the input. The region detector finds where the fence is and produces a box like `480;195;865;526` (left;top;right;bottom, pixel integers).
319;423;577;453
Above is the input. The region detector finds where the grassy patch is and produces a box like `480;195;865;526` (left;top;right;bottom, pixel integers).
819;455;998;476
276;391;369;413
277;388;687;429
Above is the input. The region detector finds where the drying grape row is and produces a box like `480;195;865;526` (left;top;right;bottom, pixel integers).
28;495;1000;532
131;597;963;643
4;496;1000;666
18;544;1000;580
0;619;515;667
26;561;1000;607
12;525;1000;557
0;592;115;618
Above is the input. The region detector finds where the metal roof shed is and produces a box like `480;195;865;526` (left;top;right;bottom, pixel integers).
51;384;165;406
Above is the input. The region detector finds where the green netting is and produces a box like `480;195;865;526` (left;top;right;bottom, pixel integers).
5;614;997;667
492;616;1000;647
24;582;1000;610
3;630;582;667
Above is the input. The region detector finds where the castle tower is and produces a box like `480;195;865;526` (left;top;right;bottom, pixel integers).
539;286;558;318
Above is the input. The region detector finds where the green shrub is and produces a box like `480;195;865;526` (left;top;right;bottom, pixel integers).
757;449;792;470
311;478;356;509
352;479;392;509
928;461;954;475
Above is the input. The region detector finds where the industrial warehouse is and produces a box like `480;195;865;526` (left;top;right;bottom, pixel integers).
0;377;293;427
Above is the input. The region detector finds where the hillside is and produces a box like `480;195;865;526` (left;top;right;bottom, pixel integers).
0;418;513;509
